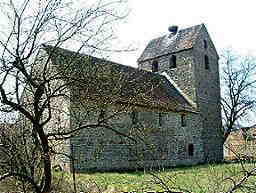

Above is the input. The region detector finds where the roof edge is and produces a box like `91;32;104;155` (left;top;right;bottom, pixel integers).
198;24;219;59
161;72;197;109
137;48;193;63
137;24;204;63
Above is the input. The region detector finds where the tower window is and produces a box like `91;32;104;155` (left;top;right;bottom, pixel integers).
181;114;186;127
203;40;208;49
152;60;159;72
204;55;209;70
188;144;194;156
169;55;176;69
131;111;138;125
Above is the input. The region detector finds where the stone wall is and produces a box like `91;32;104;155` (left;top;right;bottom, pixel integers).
193;27;223;162
138;49;197;103
137;26;223;163
69;102;205;172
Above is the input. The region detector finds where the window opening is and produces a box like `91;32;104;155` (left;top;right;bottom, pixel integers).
152;60;159;72
181;114;186;127
203;40;208;49
98;109;105;123
204;55;209;70
169;55;176;69
188;144;194;156
159;113;163;127
131;111;138;125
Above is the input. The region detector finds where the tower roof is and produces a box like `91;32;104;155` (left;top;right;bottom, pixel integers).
138;24;204;62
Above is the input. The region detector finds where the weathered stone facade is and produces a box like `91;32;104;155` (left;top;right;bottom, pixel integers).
70;103;204;171
25;24;223;172
64;24;223;172
137;24;223;164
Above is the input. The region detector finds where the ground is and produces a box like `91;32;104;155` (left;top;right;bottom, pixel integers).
53;162;255;193
1;162;255;192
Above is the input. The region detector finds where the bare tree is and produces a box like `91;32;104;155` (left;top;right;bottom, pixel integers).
220;49;256;193
0;0;129;192
220;49;256;142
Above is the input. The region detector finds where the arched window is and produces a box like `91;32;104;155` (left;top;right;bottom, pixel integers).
204;55;209;70
188;144;194;156
203;40;208;49
169;55;176;69
152;60;159;72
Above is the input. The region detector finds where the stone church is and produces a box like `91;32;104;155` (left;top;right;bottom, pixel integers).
32;23;223;172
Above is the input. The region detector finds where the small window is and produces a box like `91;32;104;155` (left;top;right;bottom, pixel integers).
181;114;186;127
131;111;138;125
152;60;159;72
188;144;194;156
98;109;105;123
204;55;209;70
203;40;208;49
159;113;163;127
169;55;176;69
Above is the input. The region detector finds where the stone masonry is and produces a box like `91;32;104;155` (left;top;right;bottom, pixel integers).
67;24;223;171
28;23;223;172
138;24;223;163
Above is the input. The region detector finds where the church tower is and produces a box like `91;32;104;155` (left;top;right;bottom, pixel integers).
137;24;223;162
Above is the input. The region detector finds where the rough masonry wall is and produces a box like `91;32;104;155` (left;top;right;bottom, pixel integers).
193;28;223;162
138;49;197;103
69;100;204;172
138;27;223;163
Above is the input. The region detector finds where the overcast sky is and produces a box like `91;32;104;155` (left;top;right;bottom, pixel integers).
111;0;256;67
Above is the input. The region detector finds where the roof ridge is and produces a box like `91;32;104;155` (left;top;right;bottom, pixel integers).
138;24;203;62
43;44;139;68
150;24;203;41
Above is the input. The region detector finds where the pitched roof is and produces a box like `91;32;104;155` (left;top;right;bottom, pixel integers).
43;45;196;113
227;125;256;144
138;24;203;62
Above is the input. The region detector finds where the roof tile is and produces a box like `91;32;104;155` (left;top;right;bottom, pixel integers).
138;24;203;62
43;45;196;112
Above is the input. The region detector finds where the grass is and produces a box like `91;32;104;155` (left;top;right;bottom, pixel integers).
54;162;256;193
1;162;255;192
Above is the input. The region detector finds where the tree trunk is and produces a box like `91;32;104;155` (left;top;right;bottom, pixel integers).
36;126;52;193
